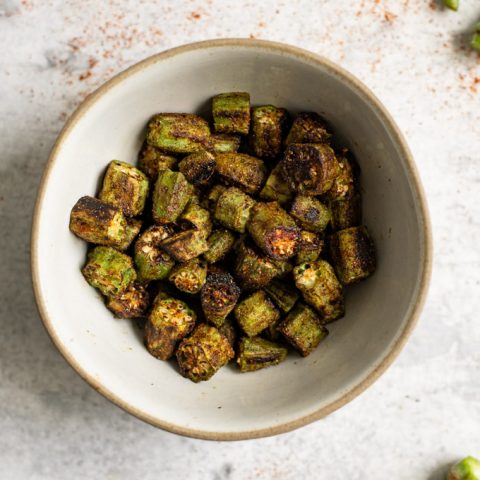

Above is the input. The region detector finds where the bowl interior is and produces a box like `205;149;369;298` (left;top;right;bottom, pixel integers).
33;41;429;439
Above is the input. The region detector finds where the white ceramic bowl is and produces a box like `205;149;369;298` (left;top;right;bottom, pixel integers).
32;39;432;440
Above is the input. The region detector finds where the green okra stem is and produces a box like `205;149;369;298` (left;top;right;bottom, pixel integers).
249;105;289;158
295;230;324;265
265;279;299;313
284;112;331;146
106;281;149;319
212;92;251;135
207;134;241;153
236;337;287;372
168;258;208;294
259;163;293;205
178;151;216;186
137;142;178;180
203;229;236;264
448;456;480;480
161;230;209;263
214;186;256;233
290;195;331;232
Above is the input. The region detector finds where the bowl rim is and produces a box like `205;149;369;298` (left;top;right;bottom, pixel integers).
31;38;433;441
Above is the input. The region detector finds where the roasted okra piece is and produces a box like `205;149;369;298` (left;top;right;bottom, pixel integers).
161;230;209;263
280;143;339;195
259;163;293;205
215;153;267;195
82;246;136;297
237;337;287;372
329;226;376;285
117;218;142;251
285;112;331;145
178;151;216;186
106;282;149;319
234;290;280;337
203;229;236;264
144;295;196;360
212;92;250;135
168;258;208;294
214;187;256;233
218;317;237;348
330;194;362;231
296;230;324;265
202;184;227;212
201;271;241;327
250;105;289;158
247;202;300;260
448;456;480;480
152;169;193;224
208;134;241;153
146;113;210;154
290;195;331;232
179;202;212;237
137;142;178;180
278;303;328;356
293;260;344;323
265;279;299;313
176;324;234;382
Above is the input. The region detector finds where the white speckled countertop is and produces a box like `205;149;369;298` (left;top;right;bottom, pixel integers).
1;1;479;478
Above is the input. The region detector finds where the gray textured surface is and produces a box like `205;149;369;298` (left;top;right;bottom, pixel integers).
1;1;479;479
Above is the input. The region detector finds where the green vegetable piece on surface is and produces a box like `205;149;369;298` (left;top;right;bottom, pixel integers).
329;226;376;285
137;142;178;180
290;195;331;232
178;151;216;186
106;282;149;319
324;149;359;202
212;92;250;135
179;202;212;237
169;258;208;294
146;113;210;154
176;324;235;382
161;230;209;263
472;28;480;53
204;229;236;264
443;0;459;11
234;290;280;337
207;134;241;153
247;202;300;260
259;163;293;205
218;317;237;348
296;230;324;265
82;246;136;297
265;279;299;313
448;456;480;480
117;218;142;251
285;112;331;146
250;105;289;158
237;337;287;372
330;194;362;231
294;260;344;323
202;184;227;212
278;303;328;356
214;186;256;233
144;295;196;360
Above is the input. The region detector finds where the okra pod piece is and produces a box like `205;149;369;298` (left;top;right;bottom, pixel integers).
290;195;331;232
168;258;208;294
152;169;193;224
218;317;237;348
137;142;178;180
330;194;362;231
134;225;174;281
329;226;376;285
214;187;256;233
249;105;289;159
236;337;287;372
259;163;293;205
212;92;250;135
106;281;149;319
296;230;324;265
203;229;236;264
280;143;339;195
99;160;149;217
161;230;209;263
176;324;234;382
146;113;210;154
178;151;216;186
144;295;196;360
207;134;241;153
202;184;227;212
117;218;142;251
179;202;212;237
215;153;267;195
448;457;480;480
234;290;280;337
82;246;136;297
285;112;331;146
247;202;300;260
201;271;240;327
278;303;328;356
265;279;299;313
443;0;459;11
324;149;359;202
293;260;344;323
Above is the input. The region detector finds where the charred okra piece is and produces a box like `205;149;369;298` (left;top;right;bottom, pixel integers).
106;282;149;319
280;143;339;195
146;113;210;154
179;202;212;237
152;169;193;224
290;195;331;232
201;271;240;327
448;457;480;480
168;258;208;294
161;230;209;263
212;92;250;135
330;194;362;231
117;218;142;251
278;303;328;356
215;153;267;195
249;105;289;158
204;229;236;263
247;202;300;260
236;337;287;372
329;226;376;285
82;246;136;297
235;290;280;337
137;142;177;180
296;230;324;265
176;324;234;382
285;112;331;145
202;184;227;212
259;163;293;205
207;134;241;153
218;317;237;348
265;279;299;313
293;260;344;323
178;151;216;186
144;295;196;360
214;187;256;233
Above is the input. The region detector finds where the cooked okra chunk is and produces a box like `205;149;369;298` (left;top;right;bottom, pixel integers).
265;279;299;313
202;184;227;212
448;457;480;480
144;295;196;360
176;324;235;382
329;226;376;285
208;134;241;153
250;105;289;158
169;258;208;294
330;194;362;231
214;187;256;233
179;202;212;237
212;92;250;135
161;230;209;262
146;113;210;154
259;163;293;205
296;230;324;265
204;229;236;264
178;151;216;186
218;317;237;348
134;225;175;281
234;290;280;337
201;270;241;326
215;153;267;195
284;112;331;146
82;246;136;297
293;260;344;323
280;143;339;195
106;282;149;319
152;169;193;224
137;142;177;180
278;303;328;356
117;218;142;251
247;202;300;260
290;195;331;232
237;337;287;372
